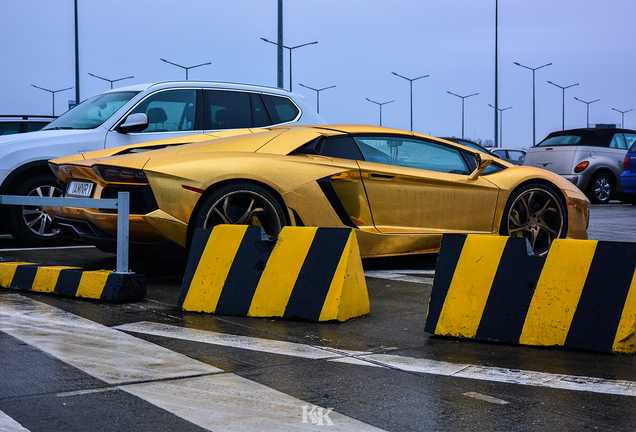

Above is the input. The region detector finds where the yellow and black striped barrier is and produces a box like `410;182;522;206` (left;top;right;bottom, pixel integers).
425;234;636;354
178;225;369;322
0;262;145;302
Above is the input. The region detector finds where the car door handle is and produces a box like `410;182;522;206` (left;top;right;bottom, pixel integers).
370;173;395;180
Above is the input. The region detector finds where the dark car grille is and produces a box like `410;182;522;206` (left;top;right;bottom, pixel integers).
100;185;159;214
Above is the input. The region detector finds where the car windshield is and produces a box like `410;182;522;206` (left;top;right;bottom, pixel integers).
43;91;140;130
536;135;582;146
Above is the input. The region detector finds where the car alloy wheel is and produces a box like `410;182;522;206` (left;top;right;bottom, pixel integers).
194;183;286;241
22;184;63;238
589;173;613;204
502;184;566;255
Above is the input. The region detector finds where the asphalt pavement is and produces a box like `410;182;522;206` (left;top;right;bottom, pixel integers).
1;203;636;431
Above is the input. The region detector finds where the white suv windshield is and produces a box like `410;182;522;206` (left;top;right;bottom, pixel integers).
43;91;140;130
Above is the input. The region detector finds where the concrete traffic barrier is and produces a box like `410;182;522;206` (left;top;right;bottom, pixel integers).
425;234;636;354
178;225;369;321
0;262;145;302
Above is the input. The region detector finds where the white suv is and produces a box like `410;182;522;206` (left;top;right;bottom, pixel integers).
0;81;326;245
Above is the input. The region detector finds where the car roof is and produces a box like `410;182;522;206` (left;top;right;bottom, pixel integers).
100;80;301;97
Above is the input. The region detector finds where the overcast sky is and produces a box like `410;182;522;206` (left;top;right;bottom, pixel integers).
2;0;635;148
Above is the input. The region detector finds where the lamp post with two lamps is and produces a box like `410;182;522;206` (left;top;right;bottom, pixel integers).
574;97;600;128
160;58;211;80
88;73;134;89
514;61;552;145
447;91;478;139
489;104;513;147
31;85;73;116
298;84;335;114
391;72;428;131
612;108;633;129
366;98;394;127
547;81;579;130
261;38;318;92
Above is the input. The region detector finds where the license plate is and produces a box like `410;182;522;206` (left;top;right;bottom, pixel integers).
66;181;94;197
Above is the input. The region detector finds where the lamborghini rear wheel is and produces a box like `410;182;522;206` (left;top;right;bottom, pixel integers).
190;182;286;242
500;183;566;255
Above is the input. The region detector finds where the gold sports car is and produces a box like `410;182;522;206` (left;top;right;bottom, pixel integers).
48;125;589;257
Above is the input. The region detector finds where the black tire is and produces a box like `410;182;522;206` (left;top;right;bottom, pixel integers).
587;172;613;204
500;183;567;255
7;174;65;245
189;182;287;244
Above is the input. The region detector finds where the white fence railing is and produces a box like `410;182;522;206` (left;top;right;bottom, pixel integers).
0;192;131;274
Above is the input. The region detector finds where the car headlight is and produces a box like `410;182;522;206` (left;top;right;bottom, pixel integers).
93;165;149;183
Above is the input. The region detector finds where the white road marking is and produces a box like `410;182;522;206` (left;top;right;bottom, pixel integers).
463;392;509;405
0;245;95;252
0;294;385;432
117;321;636;399
364;269;435;283
0;410;30;432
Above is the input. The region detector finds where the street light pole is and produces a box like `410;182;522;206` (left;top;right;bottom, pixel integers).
160;58;211;80
612;108;633;129
514;61;552;146
31;85;73;116
391;72;428;131
366;98;394;126
298;84;335;114
447;91;478;139
489;104;512;147
574;97;600;128
547;81;579;130
88;73;134;89
261;38;318;92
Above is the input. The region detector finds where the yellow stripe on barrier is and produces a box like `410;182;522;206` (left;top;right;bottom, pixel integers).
614;271;636;353
519;239;597;346
319;232;369;321
435;235;508;338
76;270;112;299
32;266;81;293
181;225;248;313
0;262;34;288
248;227;316;317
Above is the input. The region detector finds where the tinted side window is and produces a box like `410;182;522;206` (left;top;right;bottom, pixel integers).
354;136;470;174
319;136;364;160
625;133;636;153
130;89;197;133
262;94;300;123
0;122;22;135
25;121;50;132
610;133;628;149
204;90;252;130
250;93;271;127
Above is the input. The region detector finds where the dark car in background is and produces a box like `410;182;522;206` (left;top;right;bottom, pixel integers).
0;115;55;135
524;128;636;203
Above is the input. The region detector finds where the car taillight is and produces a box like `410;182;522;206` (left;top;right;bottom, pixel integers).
624;155;631;170
574;161;590;173
93;166;149;183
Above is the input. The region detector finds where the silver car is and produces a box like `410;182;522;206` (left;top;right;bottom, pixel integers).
524;128;636;203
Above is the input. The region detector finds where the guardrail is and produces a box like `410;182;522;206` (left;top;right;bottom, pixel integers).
0;192;131;274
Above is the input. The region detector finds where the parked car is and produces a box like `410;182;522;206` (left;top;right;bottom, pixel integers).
440;137;498;157
0;81;325;245
48;125;589;257
523;128;636;204
491;148;526;165
620;139;636;204
0;115;55;135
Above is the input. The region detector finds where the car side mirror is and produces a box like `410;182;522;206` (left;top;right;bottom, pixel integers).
118;113;149;133
468;152;494;180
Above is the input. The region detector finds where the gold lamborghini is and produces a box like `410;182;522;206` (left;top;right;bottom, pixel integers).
48;125;589;257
